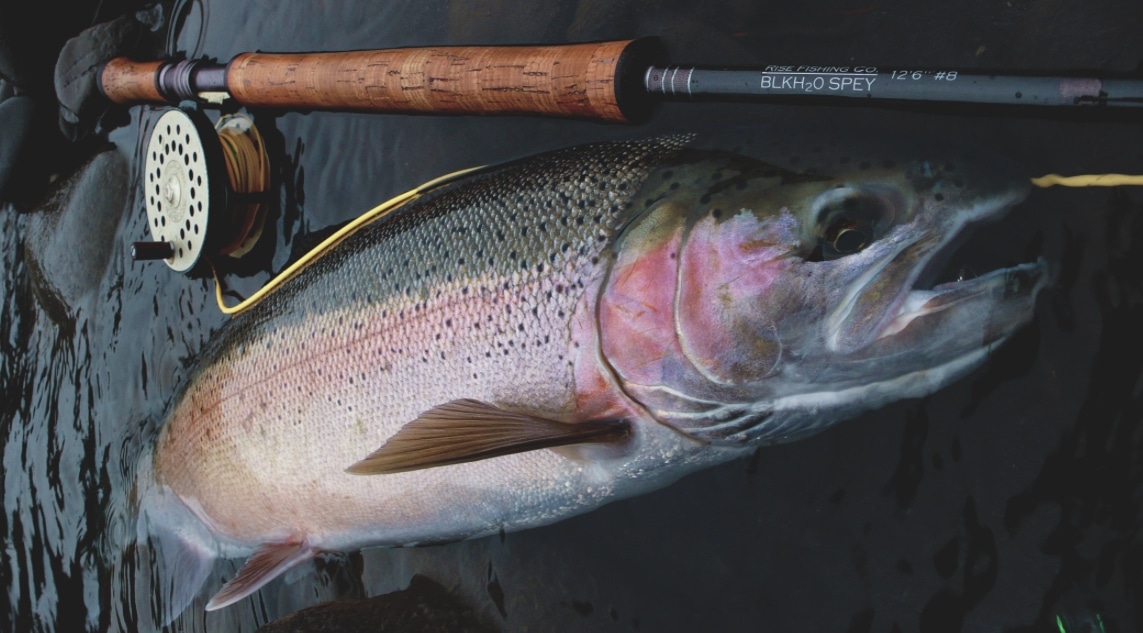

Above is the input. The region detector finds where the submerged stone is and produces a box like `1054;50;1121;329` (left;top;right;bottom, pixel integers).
23;148;127;323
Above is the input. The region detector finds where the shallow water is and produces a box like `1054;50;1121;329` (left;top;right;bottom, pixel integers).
2;0;1142;631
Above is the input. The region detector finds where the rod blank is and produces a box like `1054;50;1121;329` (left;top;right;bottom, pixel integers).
645;65;1143;108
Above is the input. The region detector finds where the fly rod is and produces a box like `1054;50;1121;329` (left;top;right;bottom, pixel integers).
99;38;1143;123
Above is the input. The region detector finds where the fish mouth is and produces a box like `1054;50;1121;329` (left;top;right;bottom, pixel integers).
827;190;1049;355
875;258;1049;341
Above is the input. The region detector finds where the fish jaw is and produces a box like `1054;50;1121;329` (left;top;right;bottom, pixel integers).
876;253;1048;342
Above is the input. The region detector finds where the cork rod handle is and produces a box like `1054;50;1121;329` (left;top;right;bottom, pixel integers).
99;39;663;123
227;40;657;122
99;59;165;104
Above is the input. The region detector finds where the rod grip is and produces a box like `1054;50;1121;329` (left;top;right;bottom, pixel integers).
99;58;166;104
226;39;661;123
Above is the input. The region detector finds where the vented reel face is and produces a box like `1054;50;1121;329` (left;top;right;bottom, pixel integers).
144;109;211;272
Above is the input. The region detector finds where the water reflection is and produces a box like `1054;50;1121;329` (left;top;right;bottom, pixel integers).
1;0;1141;631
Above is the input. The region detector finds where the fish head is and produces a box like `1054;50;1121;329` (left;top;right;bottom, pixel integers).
600;133;1048;445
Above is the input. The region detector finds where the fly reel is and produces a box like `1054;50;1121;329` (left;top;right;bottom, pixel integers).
132;107;269;273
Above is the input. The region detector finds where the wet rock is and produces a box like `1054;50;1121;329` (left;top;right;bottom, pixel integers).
255;574;499;633
0;95;35;202
22;149;128;323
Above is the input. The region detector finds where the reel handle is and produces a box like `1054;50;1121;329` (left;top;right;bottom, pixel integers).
99;39;663;123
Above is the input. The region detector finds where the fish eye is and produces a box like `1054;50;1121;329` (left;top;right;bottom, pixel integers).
827;220;871;254
808;187;897;261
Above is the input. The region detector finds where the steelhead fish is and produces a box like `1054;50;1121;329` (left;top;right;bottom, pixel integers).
136;131;1048;617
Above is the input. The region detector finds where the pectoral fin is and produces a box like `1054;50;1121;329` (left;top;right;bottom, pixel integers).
204;538;316;611
346;399;630;475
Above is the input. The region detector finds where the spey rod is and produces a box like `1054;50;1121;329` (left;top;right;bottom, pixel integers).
99;38;1143;123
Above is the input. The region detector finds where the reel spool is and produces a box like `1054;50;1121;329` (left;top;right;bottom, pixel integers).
132;107;269;273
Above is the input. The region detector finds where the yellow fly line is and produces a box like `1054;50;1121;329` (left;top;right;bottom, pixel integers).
1031;173;1143;188
213;164;489;317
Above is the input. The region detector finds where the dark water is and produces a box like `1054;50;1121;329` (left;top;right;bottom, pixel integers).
2;0;1142;631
